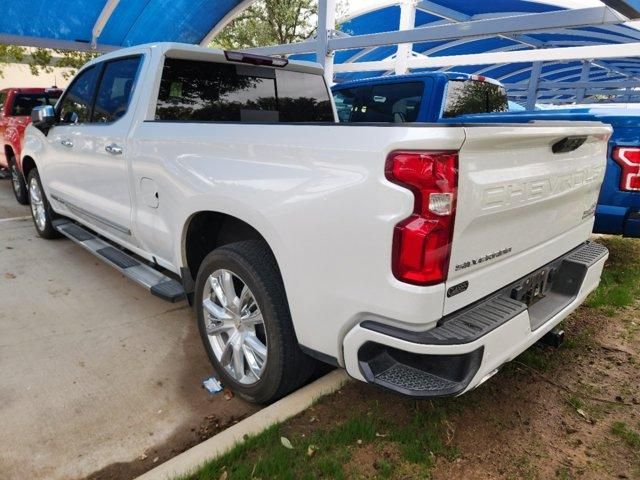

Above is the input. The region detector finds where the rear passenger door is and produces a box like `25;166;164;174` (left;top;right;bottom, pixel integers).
47;56;142;243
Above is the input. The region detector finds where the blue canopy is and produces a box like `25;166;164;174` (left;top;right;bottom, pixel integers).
0;0;246;49
1;0;639;103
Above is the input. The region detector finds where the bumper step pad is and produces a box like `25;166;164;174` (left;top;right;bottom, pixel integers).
53;219;186;303
358;343;484;398
376;364;457;392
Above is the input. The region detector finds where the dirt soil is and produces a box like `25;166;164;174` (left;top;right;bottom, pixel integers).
431;307;640;480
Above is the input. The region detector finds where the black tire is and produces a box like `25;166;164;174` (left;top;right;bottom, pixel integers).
9;156;28;205
195;240;317;404
27;169;61;239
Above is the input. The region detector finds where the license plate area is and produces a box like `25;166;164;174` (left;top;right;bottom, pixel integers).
509;265;558;307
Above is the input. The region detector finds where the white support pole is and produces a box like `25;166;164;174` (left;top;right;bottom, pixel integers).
576;61;591;103
316;0;336;85
92;0;120;49
333;42;640;72
329;7;622;52
526;61;543;110
0;33;118;52
506;80;640;90
396;0;417;75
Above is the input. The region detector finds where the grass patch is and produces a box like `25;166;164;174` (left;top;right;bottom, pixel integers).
556;466;571;480
181;400;456;480
566;395;584;412
516;347;553;372
586;237;640;309
611;422;640;452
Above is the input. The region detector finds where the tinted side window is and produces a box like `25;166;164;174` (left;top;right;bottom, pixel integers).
274;69;333;122
58;66;100;124
0;92;7;113
11;94;59;116
156;58;278;122
335;82;423;123
333;88;358;122
93;57;141;123
443;80;508;118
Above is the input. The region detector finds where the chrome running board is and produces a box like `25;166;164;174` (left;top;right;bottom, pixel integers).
53;219;186;303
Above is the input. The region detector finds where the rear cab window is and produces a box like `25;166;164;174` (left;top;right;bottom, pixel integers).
155;58;334;123
442;79;508;118
333;82;424;123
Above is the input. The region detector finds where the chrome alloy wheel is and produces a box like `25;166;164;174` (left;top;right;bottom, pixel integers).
10;164;21;197
29;176;46;232
202;269;268;385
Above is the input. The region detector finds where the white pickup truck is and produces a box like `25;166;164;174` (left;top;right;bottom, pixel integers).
23;43;611;403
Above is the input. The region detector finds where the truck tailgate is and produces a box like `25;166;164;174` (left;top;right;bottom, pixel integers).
444;123;611;315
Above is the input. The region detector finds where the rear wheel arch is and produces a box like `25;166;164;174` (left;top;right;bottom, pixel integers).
21;156;37;181
8;147;28;204
5;145;14;164
182;211;280;284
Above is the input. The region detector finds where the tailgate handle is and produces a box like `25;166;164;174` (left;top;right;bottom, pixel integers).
552;136;587;154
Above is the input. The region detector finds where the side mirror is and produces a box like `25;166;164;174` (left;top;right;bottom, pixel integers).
31;105;56;131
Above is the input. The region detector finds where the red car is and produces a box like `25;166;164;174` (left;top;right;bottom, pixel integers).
0;87;62;204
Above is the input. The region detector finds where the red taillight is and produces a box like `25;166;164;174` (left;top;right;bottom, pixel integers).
613;147;640;191
386;151;458;286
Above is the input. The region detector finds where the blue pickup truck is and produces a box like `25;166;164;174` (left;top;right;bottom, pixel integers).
332;73;640;237
332;72;509;123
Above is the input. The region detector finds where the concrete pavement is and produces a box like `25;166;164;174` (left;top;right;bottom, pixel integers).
0;178;258;479
0;174;29;220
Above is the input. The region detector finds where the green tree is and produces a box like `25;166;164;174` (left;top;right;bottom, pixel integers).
0;45;26;78
0;46;98;80
212;0;348;50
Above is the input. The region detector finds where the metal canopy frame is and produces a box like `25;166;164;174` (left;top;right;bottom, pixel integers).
242;0;640;105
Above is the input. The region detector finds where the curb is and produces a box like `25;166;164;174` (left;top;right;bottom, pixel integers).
136;369;350;480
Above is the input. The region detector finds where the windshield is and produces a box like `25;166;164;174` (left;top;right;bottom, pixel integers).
442;80;508;118
12;93;61;116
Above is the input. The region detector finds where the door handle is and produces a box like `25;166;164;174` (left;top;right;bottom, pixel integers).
60;139;73;148
105;143;123;155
